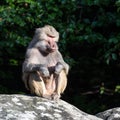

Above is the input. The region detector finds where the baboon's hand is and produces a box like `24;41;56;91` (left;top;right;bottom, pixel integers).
42;69;50;78
39;66;50;78
55;62;64;75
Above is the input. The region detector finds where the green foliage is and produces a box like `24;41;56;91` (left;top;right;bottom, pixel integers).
116;0;120;12
115;85;120;93
0;0;120;113
1;0;120;64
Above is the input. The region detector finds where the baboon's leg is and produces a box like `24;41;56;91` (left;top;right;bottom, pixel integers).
52;70;67;100
28;72;52;99
22;73;30;90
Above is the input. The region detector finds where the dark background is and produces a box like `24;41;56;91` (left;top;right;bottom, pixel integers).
0;0;120;114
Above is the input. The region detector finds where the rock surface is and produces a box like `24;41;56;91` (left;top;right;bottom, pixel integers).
97;107;120;120
0;94;102;120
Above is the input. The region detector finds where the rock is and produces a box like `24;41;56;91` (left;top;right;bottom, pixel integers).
96;107;120;120
0;94;102;120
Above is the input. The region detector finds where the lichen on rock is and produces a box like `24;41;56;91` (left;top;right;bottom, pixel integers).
0;94;102;120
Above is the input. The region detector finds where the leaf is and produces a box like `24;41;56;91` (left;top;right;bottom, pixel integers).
9;59;18;66
115;85;120;93
100;86;105;94
111;53;117;60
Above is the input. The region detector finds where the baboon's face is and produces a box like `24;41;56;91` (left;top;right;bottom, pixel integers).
35;25;59;54
38;39;58;53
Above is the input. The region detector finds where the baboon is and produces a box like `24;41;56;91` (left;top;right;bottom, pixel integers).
22;25;69;100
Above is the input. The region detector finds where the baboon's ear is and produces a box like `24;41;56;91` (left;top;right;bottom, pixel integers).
54;32;59;42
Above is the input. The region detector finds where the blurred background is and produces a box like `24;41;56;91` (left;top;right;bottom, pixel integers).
0;0;120;114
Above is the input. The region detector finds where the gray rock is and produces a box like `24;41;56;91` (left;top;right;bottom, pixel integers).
0;94;102;120
96;107;120;120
